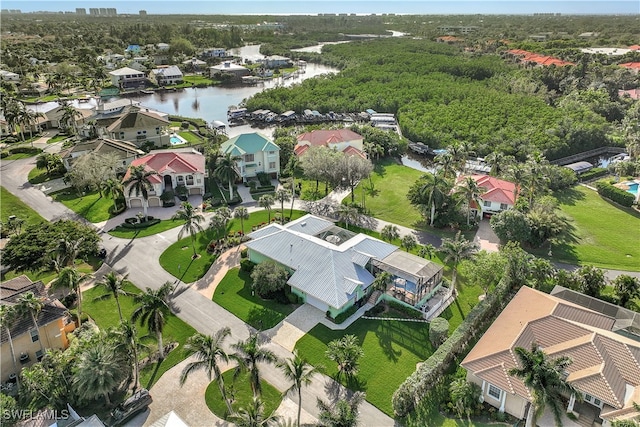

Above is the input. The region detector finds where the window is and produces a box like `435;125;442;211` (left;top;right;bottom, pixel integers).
500;203;508;210
268;150;275;155
483;200;491;207
156;127;160;135
593;398;601;407
35;350;44;361
269;162;276;170
30;329;39;343
177;176;184;183
119;132;125;139
487;384;502;400
186;175;194;185
244;154;255;162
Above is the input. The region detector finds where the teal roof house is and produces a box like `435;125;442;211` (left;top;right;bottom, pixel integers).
220;132;280;182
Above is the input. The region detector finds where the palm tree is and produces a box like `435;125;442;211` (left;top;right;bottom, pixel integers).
51;267;90;326
173;202;205;258
94;272;133;323
418;173;451;227
180;329;233;415
102;178;124;212
274;188;291;224
123;165;158;220
0;305;19;384
234;206;250;236
485;152;512;177
258;195;275;223
435;151;457;179
215;153;240;200
110;320;146;391
286;156;301;218
230;396;280;427
210;207;231;241
401;234;418;252
336;204;358;231
73;340;126;406
316;391;365;427
439;231;478;294
131;282;174;360
509;344;580;427
380;224;399;242
277;350;318;427
231;332;278;398
16;291;45;354
326;335;364;381
60;104;83;135
22;109;44;144
53;236;85;271
455;176;484;226
418;243;436;259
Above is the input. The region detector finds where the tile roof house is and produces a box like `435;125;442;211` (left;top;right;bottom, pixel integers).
122;150;206;209
456;175;518;217
220;132;280;182
619;62;640;74
245;215;444;318
461;286;640;425
106;106;170;148
506;49;574;67
295;129;366;158
60;137;145;171
1;276;76;382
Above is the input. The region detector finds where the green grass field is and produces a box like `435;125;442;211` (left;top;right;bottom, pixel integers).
51;190;116;223
204;370;281;420
213;268;298;330
537;186;640;271
108;219;186;239
159;210;305;283
178;131;203;144
82;282;197;389
1;186;45;227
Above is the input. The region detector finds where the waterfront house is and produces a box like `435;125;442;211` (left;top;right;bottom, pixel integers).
106;106;170;148
156;42;170;51
262;55;291;69
461;286;640;426
220;132;280;182
0;70;20;82
201;48;227;58
123;150;206;209
245;214;444;318
456;175;517;218
108;67;147;89
1;276;76;383
295;128;366;158
60;137;145;171
209;62;250;79
149;65;183;86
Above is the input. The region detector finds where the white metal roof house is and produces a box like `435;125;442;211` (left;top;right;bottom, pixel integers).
245;215;444;318
149;66;183;86
108;67;147;89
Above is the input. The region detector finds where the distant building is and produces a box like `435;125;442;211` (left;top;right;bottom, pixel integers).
76;8;86;15
139;10;147;16
60;138;145;171
209;62;250;79
0;70;20;82
149;66;183;86
437;25;478;34
262;55;291;69
201;48;226;58
108;67;147;89
89;8;99;15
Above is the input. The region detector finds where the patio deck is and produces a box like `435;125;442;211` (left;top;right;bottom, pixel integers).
386;284;454;320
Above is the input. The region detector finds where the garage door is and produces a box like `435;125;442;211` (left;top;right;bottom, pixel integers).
189;187;201;195
304;295;328;312
130;198;143;208
148;197;161;207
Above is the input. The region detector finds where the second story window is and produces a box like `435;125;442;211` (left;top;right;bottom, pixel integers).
244;154;254;162
30;329;39;342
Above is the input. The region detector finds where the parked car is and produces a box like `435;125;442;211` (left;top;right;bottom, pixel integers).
107;389;152;426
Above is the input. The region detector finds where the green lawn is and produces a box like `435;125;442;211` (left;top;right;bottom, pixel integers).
213;268;298;330
159;210;305;283
27;166;65;185
82;282;198;389
1;186;45;227
108;219;186;239
536;186;640;271
178;131;203;144
204;370;282;420
47;135;69;144
51;190;116;223
183;75;218;86
350;159;425;228
3;151;41;160
2;259;97;285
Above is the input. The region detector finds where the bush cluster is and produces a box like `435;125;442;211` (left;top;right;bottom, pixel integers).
329;304;359;324
240;258;255;273
578;167;608;182
387;300;423;319
595;181;635;207
120;218;160;229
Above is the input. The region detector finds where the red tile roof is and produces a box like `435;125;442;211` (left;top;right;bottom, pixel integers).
628;45;640;51
123;152;205;184
620;62;640;70
296;129;363;146
619;89;640;100
460;174;518;205
342;145;367;159
506;49;574;67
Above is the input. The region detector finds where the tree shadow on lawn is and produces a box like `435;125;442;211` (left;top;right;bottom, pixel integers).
373;163;387;178
374;319;431;363
554;187;586;207
246;305;284;331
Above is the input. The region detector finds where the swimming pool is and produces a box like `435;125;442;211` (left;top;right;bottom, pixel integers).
170;134;186;145
626;182;639;196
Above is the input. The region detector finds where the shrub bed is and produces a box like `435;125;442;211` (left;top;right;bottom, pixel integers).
328;304;359;324
249;185;275;194
388;300;423;319
120;218;160;229
595;181;635;207
578;167;608;182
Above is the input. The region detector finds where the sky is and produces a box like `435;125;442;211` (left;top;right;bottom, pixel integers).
3;1;639;15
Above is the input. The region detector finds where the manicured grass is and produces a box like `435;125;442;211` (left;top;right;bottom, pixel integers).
406;397;513;427
204;370;282;420
183;75;218;86
178;131;203;143
213;268;298;330
1;186;45;227
2;260;96;285
108;219;186;239
51;189;116;223
351;159;425;228
3;151;40;160
46;135;69;144
535;186;640;271
159;210;305;283
27;166;64;184
82;282;198;389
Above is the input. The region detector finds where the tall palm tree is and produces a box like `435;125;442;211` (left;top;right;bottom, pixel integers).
316;391;365;427
180;328;233;415
102;178;124;212
60;104;83;135
286;156;301;218
234;206;250;236
336;204;358;231
455;176;484;226
123;165;158;220
230;396;280;427
277;350;318;427
55;236;85;270
215;153;240;200
418;173;451;227
485;152;512;177
210;208;231;241
51;267;90;326
509;344;580;427
131;282;174;360
94;272;133;323
258;195;275;223
73;340;126;406
274;188;291;224
231;333;278;398
439;231;478;294
22;109;44;144
0;305;19;384
110;320;146;392
435;151;457;179
173;202;205;258
16;291;45;354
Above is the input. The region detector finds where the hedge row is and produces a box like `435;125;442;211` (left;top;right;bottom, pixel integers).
1;146;43;157
249;185;276;194
595;181;635;207
392;276;518;416
578;167;608;182
120;218;161;229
